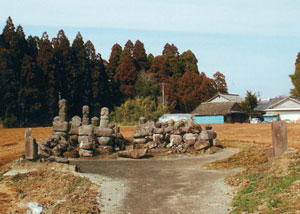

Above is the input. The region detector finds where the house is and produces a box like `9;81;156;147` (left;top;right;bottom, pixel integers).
255;96;300;123
206;92;244;103
192;93;247;124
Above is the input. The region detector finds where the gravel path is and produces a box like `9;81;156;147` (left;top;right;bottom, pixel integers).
71;148;240;214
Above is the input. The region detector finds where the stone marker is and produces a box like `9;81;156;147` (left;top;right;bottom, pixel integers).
58;99;67;122
100;107;109;128
25;128;38;160
82;105;90;125
272;121;288;157
92;117;100;126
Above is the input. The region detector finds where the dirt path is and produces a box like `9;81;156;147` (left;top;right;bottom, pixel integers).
71;148;240;214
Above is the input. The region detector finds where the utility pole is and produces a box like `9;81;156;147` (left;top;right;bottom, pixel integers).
162;82;165;105
160;82;168;106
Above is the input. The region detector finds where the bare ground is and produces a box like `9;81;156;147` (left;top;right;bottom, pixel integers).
71;148;240;214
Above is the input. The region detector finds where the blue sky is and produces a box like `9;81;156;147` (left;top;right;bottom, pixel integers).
1;0;300;98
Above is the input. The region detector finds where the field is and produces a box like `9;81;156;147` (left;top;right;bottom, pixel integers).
1;124;300;167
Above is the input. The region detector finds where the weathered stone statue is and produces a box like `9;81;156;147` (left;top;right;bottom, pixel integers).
59;99;67;122
24;128;37;160
82;105;90;125
100;107;109;128
92;117;100;127
53;99;69;139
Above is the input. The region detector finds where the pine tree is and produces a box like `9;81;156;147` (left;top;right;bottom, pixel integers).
36;32;54;121
213;71;228;93
107;43;122;81
133;40;149;71
290;52;300;96
114;55;137;98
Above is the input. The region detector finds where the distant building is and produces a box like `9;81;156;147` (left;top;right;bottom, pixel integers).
255;96;300;123
159;113;192;123
206;92;244;103
192;93;247;124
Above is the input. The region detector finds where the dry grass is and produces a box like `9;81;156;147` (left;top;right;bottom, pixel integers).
0;163;100;213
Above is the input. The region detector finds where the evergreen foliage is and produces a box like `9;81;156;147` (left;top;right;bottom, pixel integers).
290;52;300;96
0;17;228;127
240;91;258;120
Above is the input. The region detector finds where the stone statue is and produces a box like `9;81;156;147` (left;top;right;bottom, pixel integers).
100;107;109;128
82;105;90;125
58;99;67;122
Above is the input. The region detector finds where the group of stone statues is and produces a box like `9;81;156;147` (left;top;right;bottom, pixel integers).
25;99;125;161
24;99;221;161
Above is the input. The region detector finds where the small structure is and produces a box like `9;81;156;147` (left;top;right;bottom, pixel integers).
255;96;300;123
192;102;247;124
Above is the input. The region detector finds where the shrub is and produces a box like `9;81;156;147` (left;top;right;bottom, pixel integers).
111;97;169;123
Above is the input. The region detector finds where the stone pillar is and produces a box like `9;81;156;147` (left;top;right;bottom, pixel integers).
59;99;67;122
52;99;69;140
272;121;288;157
100;107;109;128
82;105;90;125
25;128;38;160
69;116;82;145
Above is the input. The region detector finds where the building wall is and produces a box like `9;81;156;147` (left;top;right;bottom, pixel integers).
193;115;224;124
275;100;300;109
266;111;300;122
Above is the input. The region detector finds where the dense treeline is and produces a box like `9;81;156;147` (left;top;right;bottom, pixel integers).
0;17;227;127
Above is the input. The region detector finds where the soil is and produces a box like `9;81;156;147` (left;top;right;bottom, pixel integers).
71;148;240;214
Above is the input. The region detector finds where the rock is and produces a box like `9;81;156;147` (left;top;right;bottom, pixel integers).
133;138;147;144
69;126;79;135
96;146;114;154
205;125;212;130
139;117;146;125
52;146;62;156
98;137;113;145
170;135;182;145
194;140;210;151
52;131;68;140
153;134;163;144
38;144;52;158
70;115;82;127
168;119;175;126
25;129;38;160
174;120;185;129
69;135;78;145
166;141;174;148
118;149;148;159
153;127;164;134
94;127;114;137
200;130;215;140
79;149;93;157
134;143;146;149
155;121;162;128
134;121;155;138
79;141;94;150
172;129;183;135
165;126;174;133
146;141;158;149
78;136;89;143
52;120;69;132
181;124;193;133
145;136;153;142
183;133;198;147
113;126;120;134
91;117;100;126
78;125;93;136
48;156;69;163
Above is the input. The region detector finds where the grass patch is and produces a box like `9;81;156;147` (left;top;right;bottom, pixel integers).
205;139;300;213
